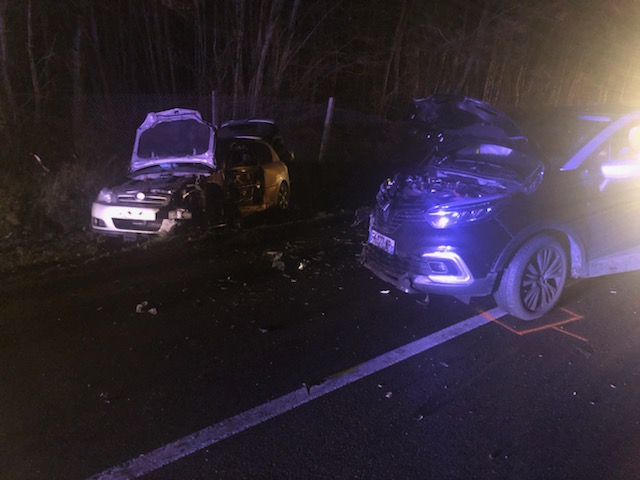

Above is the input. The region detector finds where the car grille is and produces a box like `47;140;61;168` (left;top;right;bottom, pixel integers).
372;206;425;235
117;193;170;207
112;219;163;232
364;243;439;278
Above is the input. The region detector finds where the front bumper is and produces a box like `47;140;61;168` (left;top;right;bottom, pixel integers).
91;202;191;237
362;243;498;298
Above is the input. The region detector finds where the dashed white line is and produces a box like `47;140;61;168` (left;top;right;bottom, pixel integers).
87;307;505;480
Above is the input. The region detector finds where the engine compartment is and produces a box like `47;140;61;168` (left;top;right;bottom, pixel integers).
378;172;507;208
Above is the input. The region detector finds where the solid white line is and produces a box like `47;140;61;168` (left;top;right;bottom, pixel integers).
87;307;505;480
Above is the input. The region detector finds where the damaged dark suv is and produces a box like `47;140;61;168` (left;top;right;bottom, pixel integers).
362;95;640;320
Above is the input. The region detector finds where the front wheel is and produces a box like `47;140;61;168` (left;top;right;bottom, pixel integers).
494;234;568;321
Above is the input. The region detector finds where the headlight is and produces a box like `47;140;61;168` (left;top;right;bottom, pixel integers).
96;188;115;204
426;198;504;229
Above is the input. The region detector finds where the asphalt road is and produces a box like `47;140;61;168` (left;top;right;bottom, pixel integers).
2;212;640;480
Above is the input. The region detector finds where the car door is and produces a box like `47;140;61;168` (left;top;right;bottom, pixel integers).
255;142;284;206
575;121;640;276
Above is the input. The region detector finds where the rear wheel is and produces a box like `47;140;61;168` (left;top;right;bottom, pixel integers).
494;234;568;321
276;182;290;210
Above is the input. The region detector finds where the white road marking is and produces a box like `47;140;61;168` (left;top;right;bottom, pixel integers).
87;307;505;480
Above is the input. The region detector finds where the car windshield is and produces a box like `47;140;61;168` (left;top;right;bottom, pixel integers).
137;119;211;159
515;112;612;169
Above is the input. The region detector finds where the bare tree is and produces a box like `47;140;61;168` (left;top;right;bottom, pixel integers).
0;0;16;122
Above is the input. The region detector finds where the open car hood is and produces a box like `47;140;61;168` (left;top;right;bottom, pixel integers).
377;96;545;212
410;94;528;149
218;119;279;142
130;108;215;172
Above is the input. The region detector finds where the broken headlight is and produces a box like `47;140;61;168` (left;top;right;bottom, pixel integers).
96;188;115;204
426;197;505;229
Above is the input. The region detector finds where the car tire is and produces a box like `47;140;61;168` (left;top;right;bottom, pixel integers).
276;182;290;210
494;234;568;321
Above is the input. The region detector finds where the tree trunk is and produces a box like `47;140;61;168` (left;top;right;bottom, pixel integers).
249;0;283;114
232;0;246;117
0;0;16;122
27;0;41;122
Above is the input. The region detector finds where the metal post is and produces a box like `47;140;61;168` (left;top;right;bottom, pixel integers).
318;96;335;162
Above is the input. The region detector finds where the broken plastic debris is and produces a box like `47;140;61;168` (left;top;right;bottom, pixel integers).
136;301;157;315
380;289;390;295
135;301;149;313
266;251;283;261
298;260;309;270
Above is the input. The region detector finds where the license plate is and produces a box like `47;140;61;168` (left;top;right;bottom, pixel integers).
368;228;395;254
111;207;156;221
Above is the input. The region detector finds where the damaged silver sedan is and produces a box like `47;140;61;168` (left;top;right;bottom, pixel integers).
91;110;292;239
91;108;215;239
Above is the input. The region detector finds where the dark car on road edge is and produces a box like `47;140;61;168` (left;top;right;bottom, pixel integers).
362;95;640;320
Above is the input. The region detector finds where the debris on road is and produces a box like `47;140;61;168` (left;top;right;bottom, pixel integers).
135;301;158;315
380;289;390;295
135;301;148;313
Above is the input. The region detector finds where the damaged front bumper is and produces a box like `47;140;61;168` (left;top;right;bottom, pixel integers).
91;202;191;237
361;243;497;299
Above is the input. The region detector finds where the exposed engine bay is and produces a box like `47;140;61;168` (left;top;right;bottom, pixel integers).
376;171;508;209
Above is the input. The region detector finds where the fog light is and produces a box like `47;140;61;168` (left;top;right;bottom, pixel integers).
420;248;473;285
427;261;448;274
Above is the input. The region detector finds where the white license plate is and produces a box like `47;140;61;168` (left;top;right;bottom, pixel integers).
368;228;395;254
111;207;156;221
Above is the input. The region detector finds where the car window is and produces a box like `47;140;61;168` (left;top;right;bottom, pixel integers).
517;113;611;169
579;122;640;189
255;143;273;164
228;143;257;167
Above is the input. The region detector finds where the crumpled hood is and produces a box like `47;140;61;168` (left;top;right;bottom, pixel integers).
130;108;215;172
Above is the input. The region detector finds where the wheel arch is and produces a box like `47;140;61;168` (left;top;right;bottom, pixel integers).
492;224;588;283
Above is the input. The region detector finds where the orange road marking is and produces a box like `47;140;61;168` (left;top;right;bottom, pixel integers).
551;325;589;342
481;306;586;339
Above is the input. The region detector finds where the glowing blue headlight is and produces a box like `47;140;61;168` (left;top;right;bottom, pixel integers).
426;199;501;229
97;188;115;204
